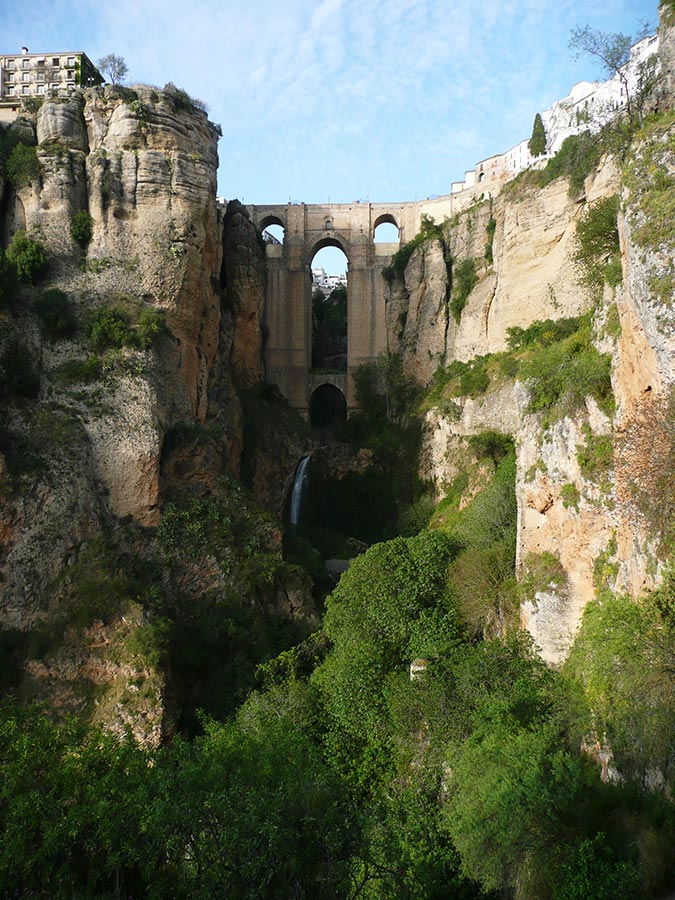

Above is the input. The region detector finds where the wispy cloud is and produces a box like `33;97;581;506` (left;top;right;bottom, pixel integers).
2;0;658;201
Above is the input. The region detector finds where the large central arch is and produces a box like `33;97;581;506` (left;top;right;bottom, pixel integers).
247;201;415;418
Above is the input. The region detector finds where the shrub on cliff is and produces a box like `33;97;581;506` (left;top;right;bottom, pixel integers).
520;315;613;420
71;210;93;249
6;230;47;284
5;143;40;189
0;249;17;307
34;289;78;341
574;195;621;293
450;258;478;322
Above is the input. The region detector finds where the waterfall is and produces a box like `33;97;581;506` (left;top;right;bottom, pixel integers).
289;456;311;527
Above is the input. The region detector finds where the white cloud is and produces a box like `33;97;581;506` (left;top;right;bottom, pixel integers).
2;0;658;201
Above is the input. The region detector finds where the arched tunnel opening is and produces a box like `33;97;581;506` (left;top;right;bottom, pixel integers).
310;384;347;429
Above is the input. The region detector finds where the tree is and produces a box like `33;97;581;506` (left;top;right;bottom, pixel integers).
97;54;129;85
569;25;657;132
528;112;547;157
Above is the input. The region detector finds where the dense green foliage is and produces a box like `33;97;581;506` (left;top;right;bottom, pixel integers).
34;288;78;341
510;131;601;197
0;248;17;307
71;210;94;249
528;112;547;156
88;304;165;352
6;229;48;283
574;195;621;293
518;314;613;421
5;142;41;188
450;258;478;322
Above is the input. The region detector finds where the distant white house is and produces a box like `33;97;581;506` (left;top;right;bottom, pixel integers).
450;33;659;196
312;267;347;295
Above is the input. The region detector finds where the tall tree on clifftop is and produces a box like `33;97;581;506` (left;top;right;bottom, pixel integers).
97;54;128;84
528;113;547;157
569;25;657;132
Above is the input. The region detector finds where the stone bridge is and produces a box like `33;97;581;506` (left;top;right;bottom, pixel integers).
247;200;426;422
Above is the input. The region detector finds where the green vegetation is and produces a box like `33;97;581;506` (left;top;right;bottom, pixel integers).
519;314;613;422
528;112;547;157
576;428;613;487
574;195;621;294
560;482;581;510
623;111;675;255
507;131;601;198
0;249;17;307
71;210;94;249
6;230;48;283
88;303;165;352
34;288;78;341
484;215;497;264
55;356;103;383
450;258;478;322
5;143;40;188
163;81;209;113
382;214;445;283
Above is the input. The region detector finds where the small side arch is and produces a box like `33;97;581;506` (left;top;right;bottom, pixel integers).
259;215;286;244
310;383;347;429
373;212;399;231
373;213;400;243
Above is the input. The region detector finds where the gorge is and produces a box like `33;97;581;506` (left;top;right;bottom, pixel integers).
2;5;675;898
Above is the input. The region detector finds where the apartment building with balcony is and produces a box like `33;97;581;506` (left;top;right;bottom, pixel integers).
0;48;103;121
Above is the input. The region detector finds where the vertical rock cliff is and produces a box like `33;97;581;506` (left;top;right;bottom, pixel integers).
0;84;293;740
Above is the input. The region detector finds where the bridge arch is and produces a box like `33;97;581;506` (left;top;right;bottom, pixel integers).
260;215;286;245
373;213;400;243
309;234;350;260
246;201;414;418
373;212;399;231
310;382;347;429
259;213;286;231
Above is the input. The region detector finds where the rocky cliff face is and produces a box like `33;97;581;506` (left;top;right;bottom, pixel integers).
406;19;675;662
0;85;301;741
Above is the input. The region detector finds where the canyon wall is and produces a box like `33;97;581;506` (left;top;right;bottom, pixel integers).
0;85;287;740
395;9;675;662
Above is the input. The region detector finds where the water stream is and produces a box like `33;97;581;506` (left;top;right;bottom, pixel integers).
289;455;311;526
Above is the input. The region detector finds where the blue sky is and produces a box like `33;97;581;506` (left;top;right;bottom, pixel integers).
1;0;658;270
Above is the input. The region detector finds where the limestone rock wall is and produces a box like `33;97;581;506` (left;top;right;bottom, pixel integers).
0;86;272;741
413;136;673;663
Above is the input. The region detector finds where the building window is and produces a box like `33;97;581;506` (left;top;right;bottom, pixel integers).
37;84;46;94
51;82;59;90
37;71;44;81
67;70;74;79
6;59;15;69
21;86;29;94
22;59;29;69
7;86;15;95
22;72;30;82
67;56;75;66
52;57;59;66
7;73;14;83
